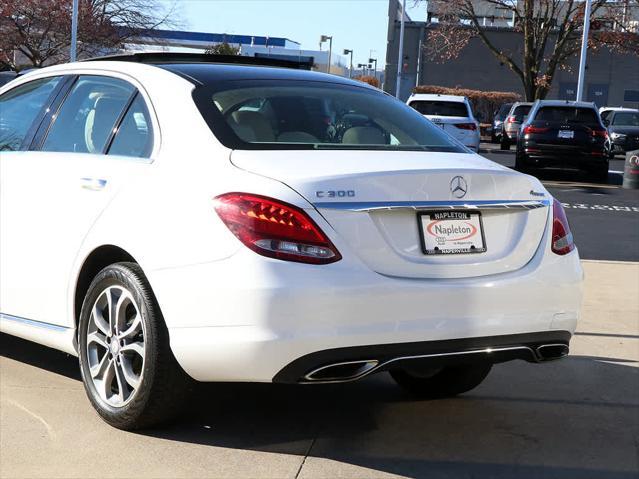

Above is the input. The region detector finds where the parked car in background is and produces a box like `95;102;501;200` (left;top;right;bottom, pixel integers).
407;93;481;151
491;102;513;143
501;102;533;150
602;109;639;157
516;100;608;180
599;106;636;125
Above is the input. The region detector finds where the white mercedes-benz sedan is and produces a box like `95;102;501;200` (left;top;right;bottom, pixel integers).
0;53;583;430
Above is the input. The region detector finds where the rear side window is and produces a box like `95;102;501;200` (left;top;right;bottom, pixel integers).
535;106;599;125
42;76;135;154
0;76;61;151
511;105;531;121
108;94;154;158
409;101;469;117
496;103;512;119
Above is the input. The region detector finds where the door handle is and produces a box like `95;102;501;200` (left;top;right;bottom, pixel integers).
80;178;107;191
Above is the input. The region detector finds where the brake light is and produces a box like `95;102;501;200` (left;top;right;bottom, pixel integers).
214;193;341;264
454;123;477;130
523;125;550;134
551;199;575;255
506;115;516;123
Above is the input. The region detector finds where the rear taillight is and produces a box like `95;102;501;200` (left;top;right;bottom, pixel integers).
551;199;575;255
590;128;608;139
454;123;477;130
506;115;516;123
214;193;341;264
523;125;550;134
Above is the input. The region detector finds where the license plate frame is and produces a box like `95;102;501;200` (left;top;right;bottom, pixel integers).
417;210;487;255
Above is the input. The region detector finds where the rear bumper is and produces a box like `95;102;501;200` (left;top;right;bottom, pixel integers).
520;143;607;168
149;237;583;382
274;331;572;384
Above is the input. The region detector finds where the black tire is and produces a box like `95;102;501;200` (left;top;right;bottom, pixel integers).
500;137;510;150
78;262;190;430
390;362;492;399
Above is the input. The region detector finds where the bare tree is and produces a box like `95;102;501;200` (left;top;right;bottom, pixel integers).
421;0;639;100
0;0;177;71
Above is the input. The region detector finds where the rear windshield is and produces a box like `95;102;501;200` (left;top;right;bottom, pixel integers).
535;106;599;124
193;81;467;152
612;111;639;126
496;103;513;120
511;105;531;121
408;100;469;117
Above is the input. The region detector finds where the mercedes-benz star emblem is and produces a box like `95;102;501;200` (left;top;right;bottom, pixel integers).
450;176;468;199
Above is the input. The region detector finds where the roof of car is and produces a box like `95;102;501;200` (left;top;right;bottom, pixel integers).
534;100;597;108
408;93;467;102
599;106;638;112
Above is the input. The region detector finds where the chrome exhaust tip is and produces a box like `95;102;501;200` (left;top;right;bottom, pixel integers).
536;343;569;361
303;360;379;383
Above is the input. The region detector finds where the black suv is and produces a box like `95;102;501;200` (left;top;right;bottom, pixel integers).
515;100;608;180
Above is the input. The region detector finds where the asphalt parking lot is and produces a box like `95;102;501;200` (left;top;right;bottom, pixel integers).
1;145;638;479
482;144;639;262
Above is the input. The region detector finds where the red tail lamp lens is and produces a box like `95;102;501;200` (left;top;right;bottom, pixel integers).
523;126;550;134
551;199;575;255
214;193;341;264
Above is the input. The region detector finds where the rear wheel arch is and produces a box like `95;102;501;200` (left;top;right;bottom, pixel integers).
74;245;137;332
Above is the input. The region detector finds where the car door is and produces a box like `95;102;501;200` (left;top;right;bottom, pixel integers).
0;74;155;328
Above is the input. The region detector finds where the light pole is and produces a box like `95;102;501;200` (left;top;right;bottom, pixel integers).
70;0;80;62
395;0;407;98
320;35;333;74
576;0;592;101
369;57;378;81
343;49;353;78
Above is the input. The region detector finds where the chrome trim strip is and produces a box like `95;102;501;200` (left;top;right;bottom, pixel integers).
0;313;70;332
299;346;537;384
314;199;550;212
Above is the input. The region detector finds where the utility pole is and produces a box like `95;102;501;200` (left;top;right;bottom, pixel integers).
576;0;592;102
70;0;80;62
395;0;407;98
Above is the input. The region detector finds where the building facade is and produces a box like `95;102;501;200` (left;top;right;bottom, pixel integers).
385;0;639;108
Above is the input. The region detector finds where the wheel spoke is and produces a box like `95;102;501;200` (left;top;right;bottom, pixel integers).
113;361;129;403
106;287;117;333
113;291;130;334
91;303;110;336
118;315;141;340
120;359;141;390
90;351;110;379
120;341;144;358
99;359;116;401
87;331;108;349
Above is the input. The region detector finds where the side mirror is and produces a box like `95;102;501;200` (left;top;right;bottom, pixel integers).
602;119;609;126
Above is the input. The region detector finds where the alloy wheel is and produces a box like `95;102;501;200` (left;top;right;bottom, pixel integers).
86;286;146;407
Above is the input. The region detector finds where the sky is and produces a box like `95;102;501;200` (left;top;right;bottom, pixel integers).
158;0;425;67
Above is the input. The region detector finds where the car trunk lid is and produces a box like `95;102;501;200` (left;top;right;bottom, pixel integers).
231;150;550;279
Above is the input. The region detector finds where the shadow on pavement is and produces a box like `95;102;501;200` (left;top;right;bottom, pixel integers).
2;333;638;478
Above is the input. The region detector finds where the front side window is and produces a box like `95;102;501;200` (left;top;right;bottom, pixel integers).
42;76;135;154
409;100;469;117
108;94;154;158
535;107;599;125
612;112;639;126
0;76;61;151
195;81;466;152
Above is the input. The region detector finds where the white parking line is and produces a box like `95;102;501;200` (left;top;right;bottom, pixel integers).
562;203;639;212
